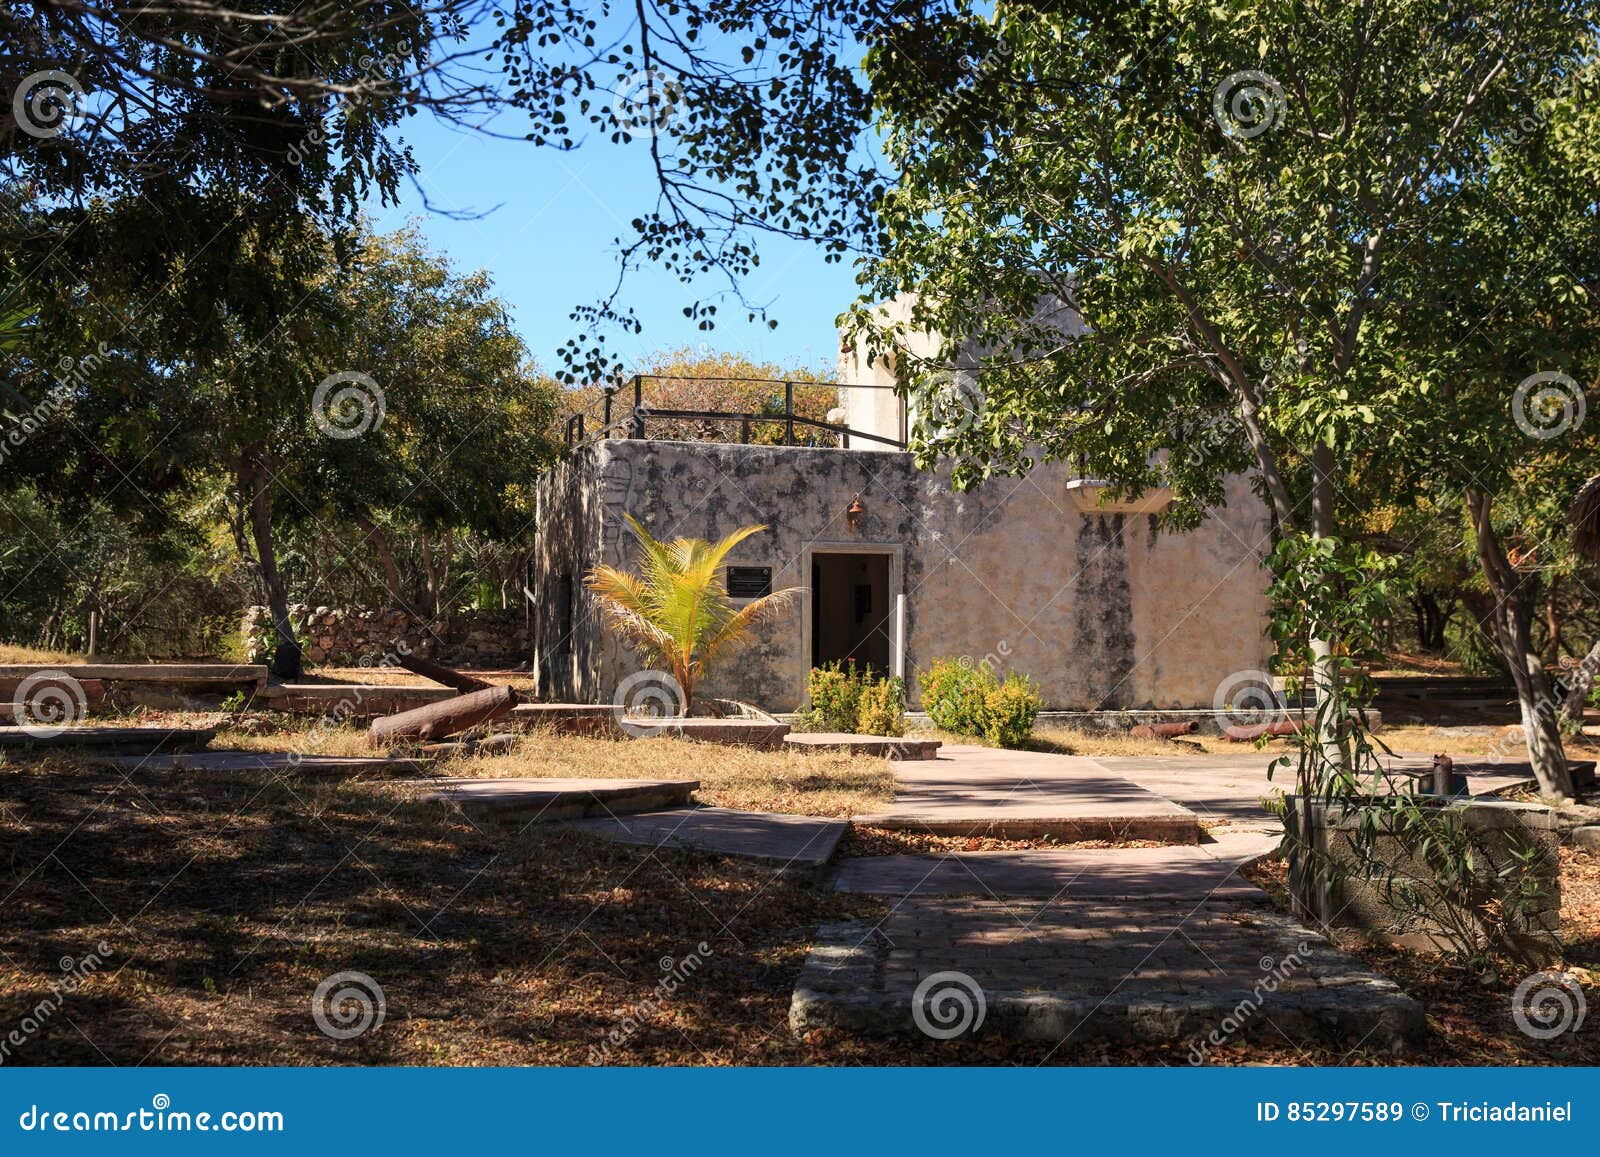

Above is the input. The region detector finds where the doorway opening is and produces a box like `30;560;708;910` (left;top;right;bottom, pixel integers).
810;551;893;674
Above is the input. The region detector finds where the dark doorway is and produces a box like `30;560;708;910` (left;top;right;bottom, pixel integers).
811;552;892;674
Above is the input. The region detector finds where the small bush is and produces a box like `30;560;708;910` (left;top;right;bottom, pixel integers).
796;662;905;735
919;658;1042;748
856;675;906;737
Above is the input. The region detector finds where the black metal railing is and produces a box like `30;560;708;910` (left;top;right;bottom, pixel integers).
562;375;908;451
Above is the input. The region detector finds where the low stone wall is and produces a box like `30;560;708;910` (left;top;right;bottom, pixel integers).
242;605;531;668
1287;796;1561;965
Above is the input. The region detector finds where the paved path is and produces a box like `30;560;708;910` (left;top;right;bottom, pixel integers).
413;777;698;822
568;806;847;879
853;744;1201;841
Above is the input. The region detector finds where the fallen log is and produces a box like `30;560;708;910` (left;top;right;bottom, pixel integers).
1129;720;1201;739
368;684;517;748
398;652;490;693
1221;719;1303;742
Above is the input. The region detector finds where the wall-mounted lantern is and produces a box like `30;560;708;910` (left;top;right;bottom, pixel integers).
846;494;865;531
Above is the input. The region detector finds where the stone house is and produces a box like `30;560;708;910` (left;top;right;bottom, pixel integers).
532;315;1273;715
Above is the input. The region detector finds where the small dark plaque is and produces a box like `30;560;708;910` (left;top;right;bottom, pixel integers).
727;566;773;599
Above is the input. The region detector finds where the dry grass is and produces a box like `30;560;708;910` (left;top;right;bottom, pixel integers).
213;719;896;819
0;643;88;665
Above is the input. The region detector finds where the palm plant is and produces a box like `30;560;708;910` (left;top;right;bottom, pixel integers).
586;515;800;715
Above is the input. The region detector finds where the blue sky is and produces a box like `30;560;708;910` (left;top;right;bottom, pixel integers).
368;111;863;380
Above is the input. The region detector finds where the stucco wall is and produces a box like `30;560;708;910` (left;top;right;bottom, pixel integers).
533;437;1273;713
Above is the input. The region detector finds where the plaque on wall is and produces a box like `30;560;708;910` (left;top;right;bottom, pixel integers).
727;566;773;599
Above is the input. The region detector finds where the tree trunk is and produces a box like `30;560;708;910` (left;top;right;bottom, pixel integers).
1411;591;1451;653
354;513;407;611
1465;488;1573;800
1309;443;1347;772
244;465;300;680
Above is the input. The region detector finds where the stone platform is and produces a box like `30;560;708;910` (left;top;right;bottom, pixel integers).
853;745;1202;842
568;806;847;880
789;898;1425;1048
0;725;216;754
413;776;698;822
100;750;431;775
509;703;619;736
258;682;459;717
785;733;941;760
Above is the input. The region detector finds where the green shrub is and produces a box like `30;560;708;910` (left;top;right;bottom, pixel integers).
919;657;1042;748
855;675;906;737
982;673;1042;748
796;662;905;735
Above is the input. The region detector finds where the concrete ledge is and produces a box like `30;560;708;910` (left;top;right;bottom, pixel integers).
785;733;941;760
99;750;431;775
850;811;1201;843
1573;826;1600;852
567;806;847;882
413;776;698;823
640;718;790;749
0;663;266;686
0;726;216;754
259;683;459;716
509;703;621;736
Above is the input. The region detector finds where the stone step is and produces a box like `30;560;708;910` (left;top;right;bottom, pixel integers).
789;898;1425;1049
0;663;266;687
258;683;459;716
98;750;431;775
785;733;941;760
831;840;1268;899
0;725;216;755
411;776;698;823
568;806;848;880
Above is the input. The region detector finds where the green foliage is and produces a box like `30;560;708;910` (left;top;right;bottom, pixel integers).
919;658;1041;749
797;662;905;736
587;516;800;713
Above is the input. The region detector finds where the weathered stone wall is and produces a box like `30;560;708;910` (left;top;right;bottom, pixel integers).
531;437;1273;712
242;605;531;668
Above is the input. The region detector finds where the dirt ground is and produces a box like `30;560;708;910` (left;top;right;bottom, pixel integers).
0;727;1595;1067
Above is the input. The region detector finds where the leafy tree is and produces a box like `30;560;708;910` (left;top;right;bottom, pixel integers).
587;514;799;714
850;0;1600;796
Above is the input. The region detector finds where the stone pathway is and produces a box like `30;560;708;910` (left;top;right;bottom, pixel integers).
853;744;1201;841
796;746;1428;1049
568;806;848;881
